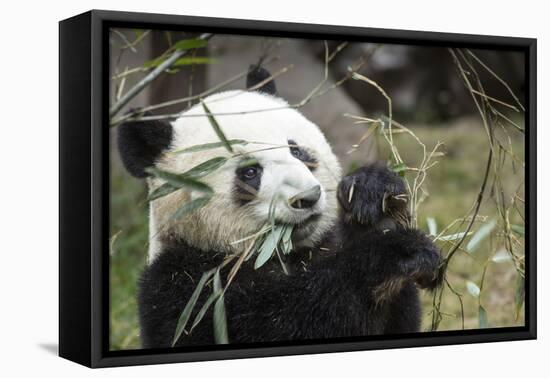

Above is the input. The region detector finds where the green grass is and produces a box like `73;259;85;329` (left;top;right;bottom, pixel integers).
109;118;525;350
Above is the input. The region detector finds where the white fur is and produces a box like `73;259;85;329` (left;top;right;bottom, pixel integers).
148;90;342;262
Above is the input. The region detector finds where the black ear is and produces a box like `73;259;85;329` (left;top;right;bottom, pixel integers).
117;117;173;178
246;65;277;95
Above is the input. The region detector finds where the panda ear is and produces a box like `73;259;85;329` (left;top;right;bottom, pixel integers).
117;116;173;178
246;65;277;95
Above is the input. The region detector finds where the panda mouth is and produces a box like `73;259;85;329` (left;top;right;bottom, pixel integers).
289;213;322;241
293;213;322;230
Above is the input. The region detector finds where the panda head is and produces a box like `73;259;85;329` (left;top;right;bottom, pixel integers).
117;67;342;260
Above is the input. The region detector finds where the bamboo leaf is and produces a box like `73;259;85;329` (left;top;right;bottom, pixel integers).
146;167;213;193
201;100;233;153
437;231;472;242
254;225;286;269
172;38;209;51
172;268;216;346
491;248;513;263
514;275;525;320
189;291;220;332
281;225;293;255
173;140;248;154
143;39;209;69
172;196;212;220
188;267;225;334
511;224;525;236
466;281;480;298
391;162;408;177
426;217;437;236
184;157;227;179
148;183;179;202
479;305;489;328
144;55;214;69
467;219;496;253
213;269;229;344
174;57;217;66
147;159;224;202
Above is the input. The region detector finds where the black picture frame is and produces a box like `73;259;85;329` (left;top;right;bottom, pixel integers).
59;9;537;368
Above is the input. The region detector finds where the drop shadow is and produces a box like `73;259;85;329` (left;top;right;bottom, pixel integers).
38;343;59;355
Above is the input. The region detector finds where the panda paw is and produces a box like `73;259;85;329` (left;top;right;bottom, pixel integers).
337;162;409;228
402;234;443;290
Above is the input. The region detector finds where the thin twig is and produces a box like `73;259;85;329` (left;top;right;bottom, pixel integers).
109;33;213;118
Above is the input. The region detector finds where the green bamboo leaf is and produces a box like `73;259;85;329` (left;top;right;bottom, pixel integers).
147;159;224;202
172;196;212;220
213;269;229;344
143;56;168;69
281;225;293;255
514;275;525;320
467;219;496;253
143;39;209;69
184;157;227;179
143;55;213;69
437;231;472;242
479;305;489;328
172;38;209;51
148;183;179;202
391;162;408;177
189;293;218;332
173;139;248;154
246;234;267;262
511;224;525;236
254;225;286;269
201;100;233;153
174;57;217;66
426;217;437;236
146;167;213;193
172;268;216;346
466;281;480;298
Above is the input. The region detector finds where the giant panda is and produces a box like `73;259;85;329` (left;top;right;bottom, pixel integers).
117;66;441;348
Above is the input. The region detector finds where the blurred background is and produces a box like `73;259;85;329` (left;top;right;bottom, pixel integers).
109;29;526;350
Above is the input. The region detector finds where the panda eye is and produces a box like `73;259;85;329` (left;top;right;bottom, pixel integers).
243;167;258;179
291;147;304;159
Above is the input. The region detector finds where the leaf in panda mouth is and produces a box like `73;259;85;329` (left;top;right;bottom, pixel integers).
254;225;286;269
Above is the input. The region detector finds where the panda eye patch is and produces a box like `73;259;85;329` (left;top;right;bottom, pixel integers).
236;160;263;183
288;139;318;170
234;160;263;205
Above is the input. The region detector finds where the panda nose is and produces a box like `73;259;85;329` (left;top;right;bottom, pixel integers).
289;185;321;210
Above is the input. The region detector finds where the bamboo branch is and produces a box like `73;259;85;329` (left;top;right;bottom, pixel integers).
109;33;214;118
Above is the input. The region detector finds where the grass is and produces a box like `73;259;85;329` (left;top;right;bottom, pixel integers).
109;117;525;350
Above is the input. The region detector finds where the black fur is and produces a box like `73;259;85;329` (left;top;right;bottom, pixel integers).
288;139;318;171
246;65;277;95
117;115;173;178
137;163;441;348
